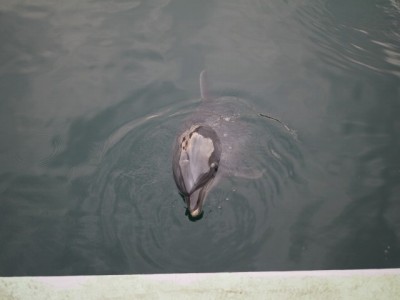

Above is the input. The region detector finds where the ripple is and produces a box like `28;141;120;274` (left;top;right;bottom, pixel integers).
67;94;303;273
294;0;400;77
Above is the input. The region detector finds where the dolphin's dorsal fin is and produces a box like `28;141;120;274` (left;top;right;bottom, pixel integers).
199;70;209;100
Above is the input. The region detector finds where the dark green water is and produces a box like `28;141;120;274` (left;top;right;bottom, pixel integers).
1;0;400;276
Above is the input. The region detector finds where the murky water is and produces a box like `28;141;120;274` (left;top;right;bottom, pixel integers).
0;0;399;275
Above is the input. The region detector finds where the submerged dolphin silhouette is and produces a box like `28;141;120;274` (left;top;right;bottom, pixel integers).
172;71;259;219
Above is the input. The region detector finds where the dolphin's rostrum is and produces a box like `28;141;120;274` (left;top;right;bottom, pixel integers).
172;123;222;217
172;71;228;218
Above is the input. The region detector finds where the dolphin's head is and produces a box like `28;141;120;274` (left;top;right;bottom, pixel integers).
172;125;221;219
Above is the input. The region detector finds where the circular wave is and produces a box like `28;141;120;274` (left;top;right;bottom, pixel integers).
72;96;303;273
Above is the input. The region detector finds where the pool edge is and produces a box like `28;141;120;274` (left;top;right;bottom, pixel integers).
1;269;399;299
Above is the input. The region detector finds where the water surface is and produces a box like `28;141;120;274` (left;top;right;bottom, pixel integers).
0;0;399;275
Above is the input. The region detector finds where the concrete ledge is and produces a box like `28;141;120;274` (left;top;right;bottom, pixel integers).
1;269;399;299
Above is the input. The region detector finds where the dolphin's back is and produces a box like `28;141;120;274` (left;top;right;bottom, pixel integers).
185;96;254;177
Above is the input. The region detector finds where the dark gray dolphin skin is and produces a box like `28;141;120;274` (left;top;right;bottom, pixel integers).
172;71;262;219
172;72;291;218
172;71;222;218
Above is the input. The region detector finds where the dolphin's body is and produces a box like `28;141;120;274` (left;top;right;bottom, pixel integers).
172;71;254;218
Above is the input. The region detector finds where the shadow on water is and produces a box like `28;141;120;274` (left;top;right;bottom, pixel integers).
48;81;187;168
46;81;188;274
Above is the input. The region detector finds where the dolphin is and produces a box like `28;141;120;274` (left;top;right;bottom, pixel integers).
172;71;258;219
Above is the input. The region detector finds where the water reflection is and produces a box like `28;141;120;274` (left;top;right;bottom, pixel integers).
295;0;400;77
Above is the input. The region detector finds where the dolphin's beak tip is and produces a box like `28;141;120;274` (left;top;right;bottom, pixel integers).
190;207;201;217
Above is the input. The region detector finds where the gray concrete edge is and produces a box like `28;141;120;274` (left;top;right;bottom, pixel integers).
1;269;399;299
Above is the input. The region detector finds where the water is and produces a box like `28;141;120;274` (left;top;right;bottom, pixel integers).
0;0;399;276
